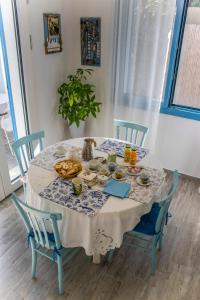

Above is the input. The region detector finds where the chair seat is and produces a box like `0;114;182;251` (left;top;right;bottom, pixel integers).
133;204;161;236
140;202;160;222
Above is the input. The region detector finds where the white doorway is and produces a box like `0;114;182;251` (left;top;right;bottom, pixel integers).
0;0;27;200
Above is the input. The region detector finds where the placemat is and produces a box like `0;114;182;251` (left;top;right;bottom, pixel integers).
97;139;148;161
127;168;166;207
39;177;109;216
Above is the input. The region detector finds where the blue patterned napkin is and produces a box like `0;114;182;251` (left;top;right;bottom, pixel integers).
39;177;109;216
97;139;148;161
103;179;131;198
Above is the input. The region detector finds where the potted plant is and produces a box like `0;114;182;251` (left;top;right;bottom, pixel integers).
58;68;101;137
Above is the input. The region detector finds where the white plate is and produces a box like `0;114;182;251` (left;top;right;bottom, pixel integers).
54;153;66;158
94;156;107;164
136;176;151;186
88;167;100;173
127;167;144;176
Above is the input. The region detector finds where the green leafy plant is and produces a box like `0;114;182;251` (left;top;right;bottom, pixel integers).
58;68;101;127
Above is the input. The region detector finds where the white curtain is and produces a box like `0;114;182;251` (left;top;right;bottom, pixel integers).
113;0;176;152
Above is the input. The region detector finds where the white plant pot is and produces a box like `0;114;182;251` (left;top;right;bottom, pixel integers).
69;121;85;138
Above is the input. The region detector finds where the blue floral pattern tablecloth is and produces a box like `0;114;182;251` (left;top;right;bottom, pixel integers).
39;177;109;216
97;139;148;161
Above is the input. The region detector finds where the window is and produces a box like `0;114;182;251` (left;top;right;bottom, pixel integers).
161;0;200;120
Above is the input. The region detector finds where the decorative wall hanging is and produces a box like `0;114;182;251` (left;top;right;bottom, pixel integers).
80;17;101;66
43;13;62;54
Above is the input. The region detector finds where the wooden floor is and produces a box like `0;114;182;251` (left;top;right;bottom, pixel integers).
1;175;200;300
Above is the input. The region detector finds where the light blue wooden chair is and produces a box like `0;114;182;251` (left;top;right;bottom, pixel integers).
12;131;45;178
114;119;148;147
107;170;179;274
11;193;80;295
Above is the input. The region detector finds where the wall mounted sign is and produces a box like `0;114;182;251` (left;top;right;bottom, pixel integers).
80;17;101;66
43;13;62;54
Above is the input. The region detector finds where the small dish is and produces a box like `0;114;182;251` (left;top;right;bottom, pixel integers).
78;170;97;182
97;174;109;185
95;157;107;164
127;166;143;176
98;167;110;177
112;168;126;181
136;176;151;186
112;174;126;181
88;159;101;172
54;153;66;158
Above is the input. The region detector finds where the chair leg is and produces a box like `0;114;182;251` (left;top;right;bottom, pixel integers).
57;256;64;295
158;235;163;251
31;248;37;278
165;212;172;225
165;213;168;225
107;249;115;264
23;184;26;200
151;245;157;275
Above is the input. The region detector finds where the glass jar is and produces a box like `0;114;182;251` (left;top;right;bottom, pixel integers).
107;151;117;163
124;144;131;162
130;147;137;166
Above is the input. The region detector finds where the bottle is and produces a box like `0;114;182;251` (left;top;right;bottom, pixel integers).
130;147;137;166
124;144;131;162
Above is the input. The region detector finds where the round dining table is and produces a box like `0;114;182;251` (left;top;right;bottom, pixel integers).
26;137;164;263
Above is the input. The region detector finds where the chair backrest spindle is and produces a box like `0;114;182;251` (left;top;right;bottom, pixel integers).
116;126;120;140
12;131;45;177
39;137;44;151
113;119;148;147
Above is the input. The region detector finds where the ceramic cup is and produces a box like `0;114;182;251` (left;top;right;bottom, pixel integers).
72;178;83;195
88;159;100;171
139;173;149;184
114;168;125;180
56;145;66;156
108;162;117;172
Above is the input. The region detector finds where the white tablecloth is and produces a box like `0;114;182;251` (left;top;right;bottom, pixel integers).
26;137;164;256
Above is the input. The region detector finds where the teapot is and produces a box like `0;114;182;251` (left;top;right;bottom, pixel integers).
82;138;97;161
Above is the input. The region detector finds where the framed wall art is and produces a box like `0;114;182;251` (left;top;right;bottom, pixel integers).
43;13;62;54
80;17;101;66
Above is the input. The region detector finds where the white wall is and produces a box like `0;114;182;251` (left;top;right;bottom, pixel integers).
155;113;200;178
16;0;67;146
16;0;200;178
63;0;115;138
